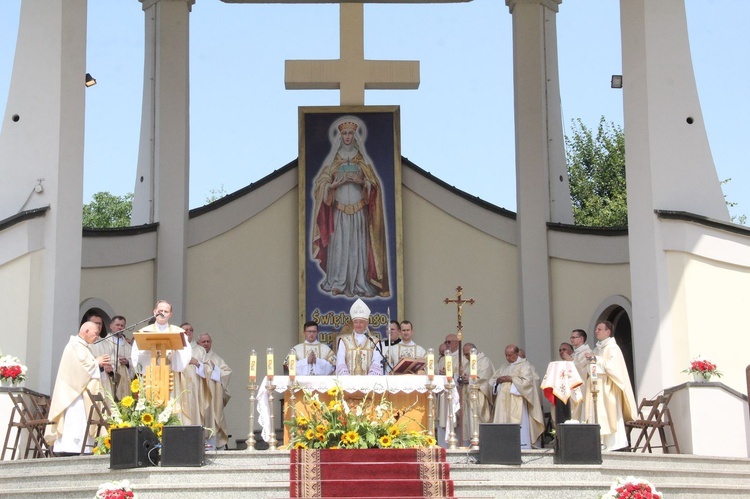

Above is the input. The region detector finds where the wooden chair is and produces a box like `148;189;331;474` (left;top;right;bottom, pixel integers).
1;391;51;459
80;389;111;455
625;392;680;453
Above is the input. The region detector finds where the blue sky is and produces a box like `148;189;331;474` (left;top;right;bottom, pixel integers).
1;0;748;218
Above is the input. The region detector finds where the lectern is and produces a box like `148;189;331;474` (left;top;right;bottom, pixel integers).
132;332;185;406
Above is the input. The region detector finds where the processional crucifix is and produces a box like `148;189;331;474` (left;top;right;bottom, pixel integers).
444;285;475;444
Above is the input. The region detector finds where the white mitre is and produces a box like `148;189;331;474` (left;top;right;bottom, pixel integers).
350;298;371;320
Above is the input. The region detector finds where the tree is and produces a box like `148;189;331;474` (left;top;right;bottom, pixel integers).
205;184;228;205
82;192;133;228
565;117;627;227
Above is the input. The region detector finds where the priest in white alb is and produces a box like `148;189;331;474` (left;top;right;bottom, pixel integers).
131;300;193;420
45;321;110;455
490;344;545;448
563;328;592;421
173;322;207;427
460;342;495;446
91;315;133;402
292;321;335;375
197;333;232;449
585;321;638;450
384;320;426;373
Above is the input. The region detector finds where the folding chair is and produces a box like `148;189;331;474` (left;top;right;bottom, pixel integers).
1;391;51;459
80;389;111;455
625;392;680;453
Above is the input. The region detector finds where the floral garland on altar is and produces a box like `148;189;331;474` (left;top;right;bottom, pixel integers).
93;375;182;454
285;382;437;450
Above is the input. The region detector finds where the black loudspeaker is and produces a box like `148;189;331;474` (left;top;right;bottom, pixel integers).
554;424;602;464
479;424;522;465
161;425;205;467
110;426;160;469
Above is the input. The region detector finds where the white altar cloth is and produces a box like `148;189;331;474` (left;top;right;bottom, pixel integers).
256;375;459;442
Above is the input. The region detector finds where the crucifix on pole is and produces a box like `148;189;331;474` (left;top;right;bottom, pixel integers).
444;285;475;444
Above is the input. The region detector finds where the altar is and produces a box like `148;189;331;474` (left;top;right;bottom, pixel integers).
257;376;460;444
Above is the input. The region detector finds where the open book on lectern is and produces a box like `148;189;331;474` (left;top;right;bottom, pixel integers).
391;357;427;375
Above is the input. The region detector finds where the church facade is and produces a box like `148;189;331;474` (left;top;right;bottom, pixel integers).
1;0;749;448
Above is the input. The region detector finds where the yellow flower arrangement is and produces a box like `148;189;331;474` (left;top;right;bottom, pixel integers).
285;381;437;450
93;373;182;455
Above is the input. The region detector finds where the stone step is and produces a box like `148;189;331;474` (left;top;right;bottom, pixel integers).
1;449;749;499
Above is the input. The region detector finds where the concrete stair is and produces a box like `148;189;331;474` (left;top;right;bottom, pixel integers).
1;449;749;498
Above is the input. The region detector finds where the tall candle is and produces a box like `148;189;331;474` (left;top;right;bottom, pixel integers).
249;349;257;383
470;348;478;380
288;349;297;380
266;348;274;380
445;351;453;379
426;348;435;380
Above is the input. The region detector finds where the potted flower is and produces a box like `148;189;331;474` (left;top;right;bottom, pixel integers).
601;476;662;499
682;356;722;382
95;479;136;498
93;375;183;455
0;354;28;387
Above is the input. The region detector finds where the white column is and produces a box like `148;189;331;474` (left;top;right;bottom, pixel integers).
506;0;568;371
621;0;728;397
0;0;88;391
134;0;193;316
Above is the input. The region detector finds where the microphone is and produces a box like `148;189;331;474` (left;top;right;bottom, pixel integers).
155;312;165;318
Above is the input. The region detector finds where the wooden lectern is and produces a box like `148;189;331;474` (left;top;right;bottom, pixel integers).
132;332;186;406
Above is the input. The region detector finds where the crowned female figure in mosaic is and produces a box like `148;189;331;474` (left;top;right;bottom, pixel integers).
312;116;389;298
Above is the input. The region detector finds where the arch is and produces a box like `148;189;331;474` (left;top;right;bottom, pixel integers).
590;295;636;398
79;297;114;338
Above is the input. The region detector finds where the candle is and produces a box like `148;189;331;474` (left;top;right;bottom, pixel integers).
445;351;453;379
266;347;274;380
426;348;435;380
470;348;478;380
288;349;297;380
249;349;257;383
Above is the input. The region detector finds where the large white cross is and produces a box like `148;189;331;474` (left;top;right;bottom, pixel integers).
284;3;420;106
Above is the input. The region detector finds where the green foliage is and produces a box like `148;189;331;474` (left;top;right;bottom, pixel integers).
205;184;228;204
721;178;747;225
82;192;133;228
565;117;627;227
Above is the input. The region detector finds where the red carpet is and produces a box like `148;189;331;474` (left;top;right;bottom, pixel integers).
290;448;455;498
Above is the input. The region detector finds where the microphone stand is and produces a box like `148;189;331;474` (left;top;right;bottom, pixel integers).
369;334;393;375
94;314;157;402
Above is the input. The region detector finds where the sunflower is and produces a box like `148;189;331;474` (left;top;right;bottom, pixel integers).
327;386;340;397
378;435;392;448
310;399;321;410
141;413;154;425
296;416;310;427
130;378;140;393
328;400;342;411
426;436;437;446
119;421;132;428
316;423;327;434
104;436;111;449
388;426;400;437
305;429;315;440
316;433;326;442
120;396;135;408
152;422;164;437
294;442;308;449
343;430;359;444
